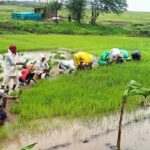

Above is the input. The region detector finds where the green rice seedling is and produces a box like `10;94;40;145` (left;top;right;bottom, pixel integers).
10;61;150;124
0;77;3;82
0;65;3;73
25;58;30;64
0;126;8;140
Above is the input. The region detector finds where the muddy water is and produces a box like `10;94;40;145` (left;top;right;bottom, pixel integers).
59;119;150;150
2;107;150;150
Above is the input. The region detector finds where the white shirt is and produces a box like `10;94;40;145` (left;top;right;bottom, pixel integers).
59;60;76;71
110;48;121;60
35;60;49;70
4;50;17;76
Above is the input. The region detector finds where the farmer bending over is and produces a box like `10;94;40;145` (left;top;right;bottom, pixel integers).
74;52;94;69
98;51;111;65
59;59;76;73
19;65;36;85
34;54;49;79
110;48;124;63
120;49;131;61
131;50;141;61
1;45;25;91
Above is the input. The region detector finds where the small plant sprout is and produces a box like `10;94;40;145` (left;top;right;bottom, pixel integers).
117;80;150;150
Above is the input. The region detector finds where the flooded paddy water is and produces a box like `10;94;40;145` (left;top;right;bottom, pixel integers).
0;50;150;150
1;106;150;150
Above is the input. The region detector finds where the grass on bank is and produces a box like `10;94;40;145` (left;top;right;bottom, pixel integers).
0;5;150;36
1;5;150;24
0;21;129;35
0;5;32;21
0;34;150;53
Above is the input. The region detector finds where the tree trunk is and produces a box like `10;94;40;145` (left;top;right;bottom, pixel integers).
55;9;58;24
76;13;81;24
117;100;126;150
91;18;96;25
90;9;99;25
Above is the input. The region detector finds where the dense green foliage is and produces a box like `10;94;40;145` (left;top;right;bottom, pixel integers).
47;1;62;18
90;0;127;24
66;0;87;23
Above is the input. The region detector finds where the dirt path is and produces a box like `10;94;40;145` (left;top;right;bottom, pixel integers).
5;99;17;122
4;85;32;123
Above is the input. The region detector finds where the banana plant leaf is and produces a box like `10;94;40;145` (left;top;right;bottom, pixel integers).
130;87;150;98
20;143;37;150
123;80;142;100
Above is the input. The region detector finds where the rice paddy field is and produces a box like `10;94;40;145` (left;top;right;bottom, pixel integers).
0;3;150;149
0;34;150;141
11;62;150;120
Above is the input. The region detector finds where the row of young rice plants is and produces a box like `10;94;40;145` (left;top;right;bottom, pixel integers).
10;60;150;123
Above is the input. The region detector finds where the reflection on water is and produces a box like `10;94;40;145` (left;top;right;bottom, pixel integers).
2;107;150;150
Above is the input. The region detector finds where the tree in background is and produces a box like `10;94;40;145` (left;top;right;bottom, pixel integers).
66;0;87;23
90;0;127;25
47;1;62;20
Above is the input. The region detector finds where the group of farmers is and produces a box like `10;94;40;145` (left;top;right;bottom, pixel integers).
0;45;141;126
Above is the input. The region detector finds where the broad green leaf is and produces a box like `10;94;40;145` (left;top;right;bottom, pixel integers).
123;80;142;98
130;88;150;98
20;143;37;150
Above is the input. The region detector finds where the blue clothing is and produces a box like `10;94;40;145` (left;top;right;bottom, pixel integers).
0;110;7;120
